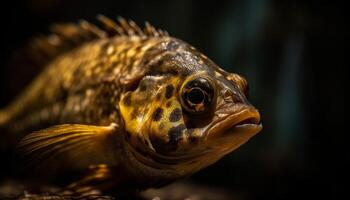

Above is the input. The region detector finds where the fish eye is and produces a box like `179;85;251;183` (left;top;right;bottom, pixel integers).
181;77;214;114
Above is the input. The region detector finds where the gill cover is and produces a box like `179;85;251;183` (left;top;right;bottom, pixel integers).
119;75;190;154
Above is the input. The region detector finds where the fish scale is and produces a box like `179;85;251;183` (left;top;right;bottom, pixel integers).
3;37;159;132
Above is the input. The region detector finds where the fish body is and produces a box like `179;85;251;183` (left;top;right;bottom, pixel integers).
0;16;262;191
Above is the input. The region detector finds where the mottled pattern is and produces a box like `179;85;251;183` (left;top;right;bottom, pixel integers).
152;108;163;121
0;16;262;192
169;108;182;122
165;85;174;99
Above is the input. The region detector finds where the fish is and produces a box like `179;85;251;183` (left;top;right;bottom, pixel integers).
0;16;262;192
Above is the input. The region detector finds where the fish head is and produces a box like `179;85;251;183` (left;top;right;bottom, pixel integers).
119;39;262;174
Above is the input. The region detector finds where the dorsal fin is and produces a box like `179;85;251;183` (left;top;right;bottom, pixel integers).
24;15;169;67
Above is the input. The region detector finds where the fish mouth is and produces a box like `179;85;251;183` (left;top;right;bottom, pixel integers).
207;107;262;139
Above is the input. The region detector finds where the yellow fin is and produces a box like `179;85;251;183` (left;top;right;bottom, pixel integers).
15;123;120;178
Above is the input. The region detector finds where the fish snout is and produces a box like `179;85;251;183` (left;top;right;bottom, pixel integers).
208;105;262;139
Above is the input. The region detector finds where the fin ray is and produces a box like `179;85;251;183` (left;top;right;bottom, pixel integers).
16;15;169;71
15;123;120;178
25;15;169;68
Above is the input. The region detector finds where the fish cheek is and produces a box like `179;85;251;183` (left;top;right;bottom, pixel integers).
149;100;186;154
119;83;159;144
119;92;143;143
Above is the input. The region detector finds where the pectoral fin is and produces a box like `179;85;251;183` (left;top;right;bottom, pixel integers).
15;123;121;178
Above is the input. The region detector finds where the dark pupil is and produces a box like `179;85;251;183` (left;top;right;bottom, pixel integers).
187;88;204;104
182;78;214;113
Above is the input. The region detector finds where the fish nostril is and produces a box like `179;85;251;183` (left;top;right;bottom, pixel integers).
223;90;233;102
223;89;243;103
224;90;230;97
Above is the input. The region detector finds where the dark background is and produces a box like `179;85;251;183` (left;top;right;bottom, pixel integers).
0;0;344;199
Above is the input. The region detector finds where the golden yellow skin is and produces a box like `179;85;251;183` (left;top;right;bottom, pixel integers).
1;36;159;132
0;16;262;192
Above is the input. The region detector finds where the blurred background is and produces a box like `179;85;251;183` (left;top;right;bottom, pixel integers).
0;0;344;199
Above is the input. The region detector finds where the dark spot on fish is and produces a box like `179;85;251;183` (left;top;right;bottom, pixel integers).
157;59;164;67
165;85;174;99
152;107;163;121
169;108;182;122
156;93;161;101
131;109;138;120
139;83;147;91
123;94;132;106
168;124;186;143
167;68;179;76
166;101;172;108
148;58;164;72
188;136;198;144
159;123;165;130
135;45;142;51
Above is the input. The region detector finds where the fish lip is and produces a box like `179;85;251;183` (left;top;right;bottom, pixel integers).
207;107;262;139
